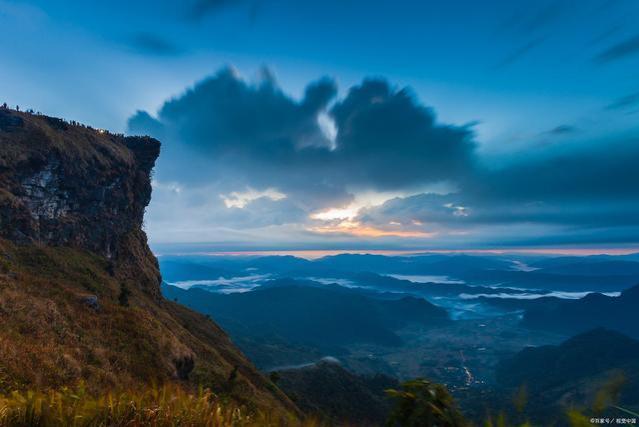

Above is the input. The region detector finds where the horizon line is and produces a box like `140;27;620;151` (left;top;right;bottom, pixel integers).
151;247;639;259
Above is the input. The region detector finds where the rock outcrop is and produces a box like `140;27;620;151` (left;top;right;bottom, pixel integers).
0;109;159;260
0;108;297;417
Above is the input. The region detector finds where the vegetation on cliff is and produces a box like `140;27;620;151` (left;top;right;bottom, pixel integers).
0;384;300;427
0;109;296;418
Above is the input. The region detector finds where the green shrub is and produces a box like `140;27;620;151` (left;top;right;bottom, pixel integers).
385;379;467;427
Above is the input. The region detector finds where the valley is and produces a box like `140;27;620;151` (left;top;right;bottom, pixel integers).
158;251;639;424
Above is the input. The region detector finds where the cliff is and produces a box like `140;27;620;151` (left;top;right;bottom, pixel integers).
0;108;297;417
0;110;158;259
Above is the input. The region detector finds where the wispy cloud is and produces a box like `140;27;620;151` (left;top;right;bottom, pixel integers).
588;24;623;46
129;33;183;56
498;1;564;35
594;34;639;64
495;36;546;69
522;1;564;33
188;0;240;21
606;92;639;110
543;124;578;136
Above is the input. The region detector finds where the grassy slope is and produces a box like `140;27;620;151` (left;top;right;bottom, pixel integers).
0;109;299;419
0;236;297;418
0;384;307;426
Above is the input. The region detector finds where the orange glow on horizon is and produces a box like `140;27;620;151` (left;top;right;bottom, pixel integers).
308;220;435;238
155;247;639;260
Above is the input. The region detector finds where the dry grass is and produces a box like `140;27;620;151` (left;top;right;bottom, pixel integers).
0;238;297;418
0;383;309;427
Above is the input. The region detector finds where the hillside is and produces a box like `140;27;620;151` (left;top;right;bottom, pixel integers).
496;329;639;390
163;279;450;355
494;329;639;423
274;360;398;426
536;260;639;276
522;284;639;338
0;109;296;416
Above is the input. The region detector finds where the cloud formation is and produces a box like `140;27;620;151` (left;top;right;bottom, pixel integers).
129;67;639;248
360;132;639;246
129;68;476;210
329;79;477;189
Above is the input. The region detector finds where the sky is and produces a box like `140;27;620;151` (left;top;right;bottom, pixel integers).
1;0;639;251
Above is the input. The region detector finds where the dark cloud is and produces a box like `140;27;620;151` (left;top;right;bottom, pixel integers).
605;92;639;110
361;134;639;242
129;67;336;155
129;68;476;204
130;67;639;247
594;34;639;64
129;67;344;209
365;188;639;231
329;79;477;189
129;33;183;56
469;137;639;203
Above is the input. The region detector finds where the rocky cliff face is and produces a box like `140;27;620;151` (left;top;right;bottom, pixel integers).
0;109;159;260
0;108;297;417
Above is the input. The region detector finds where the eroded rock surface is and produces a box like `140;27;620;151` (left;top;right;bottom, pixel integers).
0;108;160;260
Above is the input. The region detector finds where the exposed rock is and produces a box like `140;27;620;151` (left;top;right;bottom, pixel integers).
0;109;299;417
0;109;160;262
80;294;100;311
0;109;165;301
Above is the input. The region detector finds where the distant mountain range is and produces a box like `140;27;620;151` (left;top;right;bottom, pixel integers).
522;284;639;338
163;279;450;357
160;252;639;295
535;260;639;276
160;260;235;283
157;251;639;423
530;253;639;269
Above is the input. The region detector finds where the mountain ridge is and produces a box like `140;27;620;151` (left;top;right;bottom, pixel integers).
0;108;297;417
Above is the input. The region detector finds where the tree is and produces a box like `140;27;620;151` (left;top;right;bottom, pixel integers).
385;379;467;427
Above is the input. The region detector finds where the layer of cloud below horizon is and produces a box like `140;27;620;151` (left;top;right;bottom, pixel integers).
128;67;639;250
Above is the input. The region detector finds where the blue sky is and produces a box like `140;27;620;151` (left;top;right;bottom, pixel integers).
2;0;639;250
